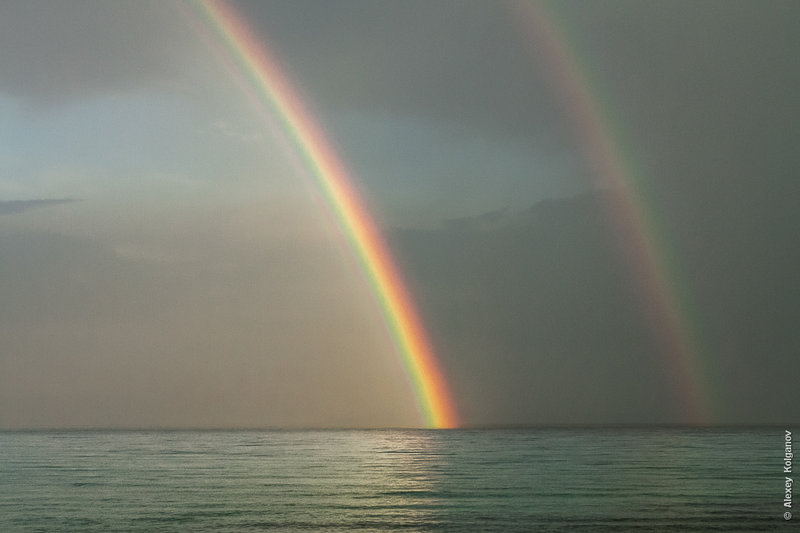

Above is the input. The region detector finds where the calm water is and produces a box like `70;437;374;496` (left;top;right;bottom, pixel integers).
0;428;789;531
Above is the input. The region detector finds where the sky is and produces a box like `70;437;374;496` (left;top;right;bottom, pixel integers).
1;0;799;428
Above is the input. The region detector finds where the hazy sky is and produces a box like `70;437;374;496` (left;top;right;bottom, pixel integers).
1;0;798;428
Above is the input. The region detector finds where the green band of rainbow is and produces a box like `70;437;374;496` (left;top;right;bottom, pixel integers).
187;0;459;428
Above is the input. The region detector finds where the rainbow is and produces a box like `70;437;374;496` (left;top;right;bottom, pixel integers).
184;0;458;428
513;2;712;423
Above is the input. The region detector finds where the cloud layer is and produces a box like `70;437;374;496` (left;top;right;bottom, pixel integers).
0;0;195;107
0;199;75;215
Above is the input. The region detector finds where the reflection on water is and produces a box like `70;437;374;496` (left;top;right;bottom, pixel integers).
0;430;454;531
0;428;780;531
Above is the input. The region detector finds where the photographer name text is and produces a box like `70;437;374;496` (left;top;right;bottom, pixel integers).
785;430;793;510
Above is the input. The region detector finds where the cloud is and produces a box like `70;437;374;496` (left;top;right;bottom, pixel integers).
0;0;195;107
545;0;800;204
232;0;567;140
0;199;76;215
390;190;800;425
442;208;510;232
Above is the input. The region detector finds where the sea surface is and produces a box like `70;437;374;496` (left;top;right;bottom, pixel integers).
0;428;790;531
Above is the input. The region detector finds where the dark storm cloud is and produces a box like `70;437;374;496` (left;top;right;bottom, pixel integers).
230;1;800;227
0;199;76;215
397;1;800;425
548;0;800;199
229;1;800;149
231;0;567;139
549;2;800;422
0;0;193;106
390;193;670;425
442;208;509;232
390;191;800;425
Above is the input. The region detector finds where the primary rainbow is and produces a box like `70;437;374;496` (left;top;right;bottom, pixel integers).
186;0;458;428
513;2;712;422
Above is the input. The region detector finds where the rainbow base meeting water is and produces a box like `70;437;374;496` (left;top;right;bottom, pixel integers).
0;428;789;531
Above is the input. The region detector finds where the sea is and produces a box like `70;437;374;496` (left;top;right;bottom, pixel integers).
0;427;791;532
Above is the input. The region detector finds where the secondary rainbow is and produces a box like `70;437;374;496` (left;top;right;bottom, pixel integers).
513;2;712;422
185;0;458;428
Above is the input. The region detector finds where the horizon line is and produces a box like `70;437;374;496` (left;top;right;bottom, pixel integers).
1;422;794;432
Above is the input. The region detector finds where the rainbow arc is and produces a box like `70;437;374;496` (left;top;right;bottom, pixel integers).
189;0;459;428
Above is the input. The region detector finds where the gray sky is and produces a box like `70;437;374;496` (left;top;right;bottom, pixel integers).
1;0;798;428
